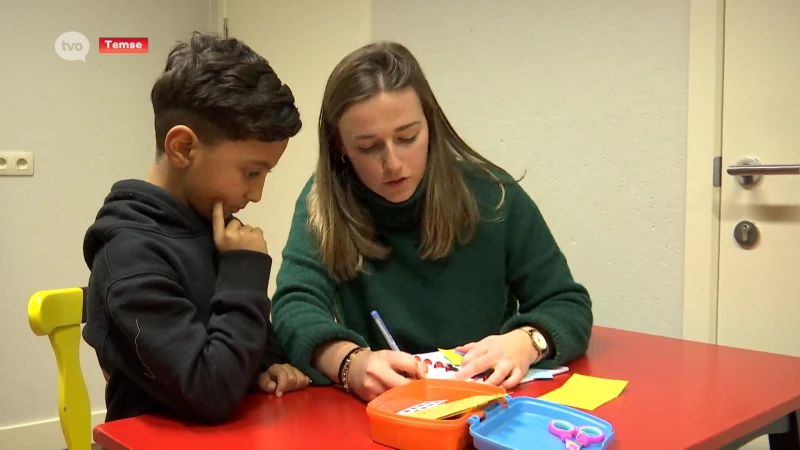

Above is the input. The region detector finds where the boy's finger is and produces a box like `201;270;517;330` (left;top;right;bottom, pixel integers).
226;217;242;231
291;369;310;389
274;370;288;396
259;375;277;392
212;201;225;242
257;372;272;391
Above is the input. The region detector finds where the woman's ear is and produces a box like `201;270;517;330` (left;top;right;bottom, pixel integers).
332;134;349;165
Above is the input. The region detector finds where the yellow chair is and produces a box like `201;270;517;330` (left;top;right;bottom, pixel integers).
28;287;92;450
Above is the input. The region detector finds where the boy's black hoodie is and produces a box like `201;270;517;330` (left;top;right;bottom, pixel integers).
82;179;285;424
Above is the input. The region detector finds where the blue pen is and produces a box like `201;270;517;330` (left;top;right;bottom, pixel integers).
371;310;401;351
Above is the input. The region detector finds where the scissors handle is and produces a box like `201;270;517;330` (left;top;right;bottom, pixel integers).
576;426;605;445
549;419;577;440
549;420;605;447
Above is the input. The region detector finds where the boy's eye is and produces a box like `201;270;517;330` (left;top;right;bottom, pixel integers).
244;170;261;178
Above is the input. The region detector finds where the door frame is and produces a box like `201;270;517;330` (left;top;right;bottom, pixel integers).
682;0;725;344
212;0;226;36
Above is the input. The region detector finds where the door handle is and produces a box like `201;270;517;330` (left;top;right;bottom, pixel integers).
727;164;800;176
727;157;800;186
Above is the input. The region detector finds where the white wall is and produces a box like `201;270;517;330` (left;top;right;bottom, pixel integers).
372;0;690;338
0;1;216;448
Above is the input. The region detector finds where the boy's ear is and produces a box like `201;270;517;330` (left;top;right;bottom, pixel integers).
163;125;199;168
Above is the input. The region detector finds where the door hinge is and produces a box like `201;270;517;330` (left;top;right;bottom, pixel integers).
712;155;722;187
223;17;228;38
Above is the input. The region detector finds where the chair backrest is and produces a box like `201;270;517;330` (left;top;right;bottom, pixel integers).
28;287;91;450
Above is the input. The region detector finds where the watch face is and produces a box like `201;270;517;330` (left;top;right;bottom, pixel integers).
533;332;547;349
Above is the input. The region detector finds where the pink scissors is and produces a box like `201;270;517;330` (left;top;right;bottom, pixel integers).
548;419;605;449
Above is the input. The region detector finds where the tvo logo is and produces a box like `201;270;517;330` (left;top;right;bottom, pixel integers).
55;31;90;62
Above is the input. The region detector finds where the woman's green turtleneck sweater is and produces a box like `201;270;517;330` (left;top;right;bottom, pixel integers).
271;165;593;385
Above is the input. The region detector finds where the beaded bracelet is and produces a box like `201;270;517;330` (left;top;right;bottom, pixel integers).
337;346;367;393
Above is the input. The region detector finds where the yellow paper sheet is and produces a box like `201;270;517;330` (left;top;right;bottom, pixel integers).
537;373;628;410
437;348;463;366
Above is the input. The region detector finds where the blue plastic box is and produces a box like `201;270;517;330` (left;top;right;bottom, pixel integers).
467;395;615;450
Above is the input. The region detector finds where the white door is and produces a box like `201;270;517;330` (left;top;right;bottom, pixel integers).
717;0;800;357
717;2;800;448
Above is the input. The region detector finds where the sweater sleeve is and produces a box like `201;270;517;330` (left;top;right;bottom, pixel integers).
245;320;288;394
271;178;369;385
259;319;288;371
98;243;272;424
498;181;594;368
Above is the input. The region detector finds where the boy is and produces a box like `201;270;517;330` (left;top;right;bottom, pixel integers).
82;32;309;424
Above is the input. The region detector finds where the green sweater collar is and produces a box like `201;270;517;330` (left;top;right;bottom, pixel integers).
353;169;429;229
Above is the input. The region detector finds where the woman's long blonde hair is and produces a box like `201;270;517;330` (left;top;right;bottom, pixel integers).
308;41;514;282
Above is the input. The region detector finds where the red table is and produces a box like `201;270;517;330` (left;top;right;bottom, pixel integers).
94;327;800;450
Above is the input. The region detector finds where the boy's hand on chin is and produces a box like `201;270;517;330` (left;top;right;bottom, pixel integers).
212;201;268;254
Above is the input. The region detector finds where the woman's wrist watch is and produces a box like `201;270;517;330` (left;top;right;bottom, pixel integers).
520;326;550;363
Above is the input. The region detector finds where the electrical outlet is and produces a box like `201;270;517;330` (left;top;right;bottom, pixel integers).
0;151;34;176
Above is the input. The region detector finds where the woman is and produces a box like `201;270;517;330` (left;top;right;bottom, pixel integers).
271;41;593;402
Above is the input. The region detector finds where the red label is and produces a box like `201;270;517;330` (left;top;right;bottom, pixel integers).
98;37;148;54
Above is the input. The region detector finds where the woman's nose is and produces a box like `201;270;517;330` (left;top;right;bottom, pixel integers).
383;147;402;173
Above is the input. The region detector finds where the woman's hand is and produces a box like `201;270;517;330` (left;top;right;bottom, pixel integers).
346;350;429;401
451;330;538;389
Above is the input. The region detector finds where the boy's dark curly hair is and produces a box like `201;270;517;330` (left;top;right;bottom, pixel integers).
150;32;302;153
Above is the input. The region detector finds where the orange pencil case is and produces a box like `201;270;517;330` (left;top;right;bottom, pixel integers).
366;379;507;450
